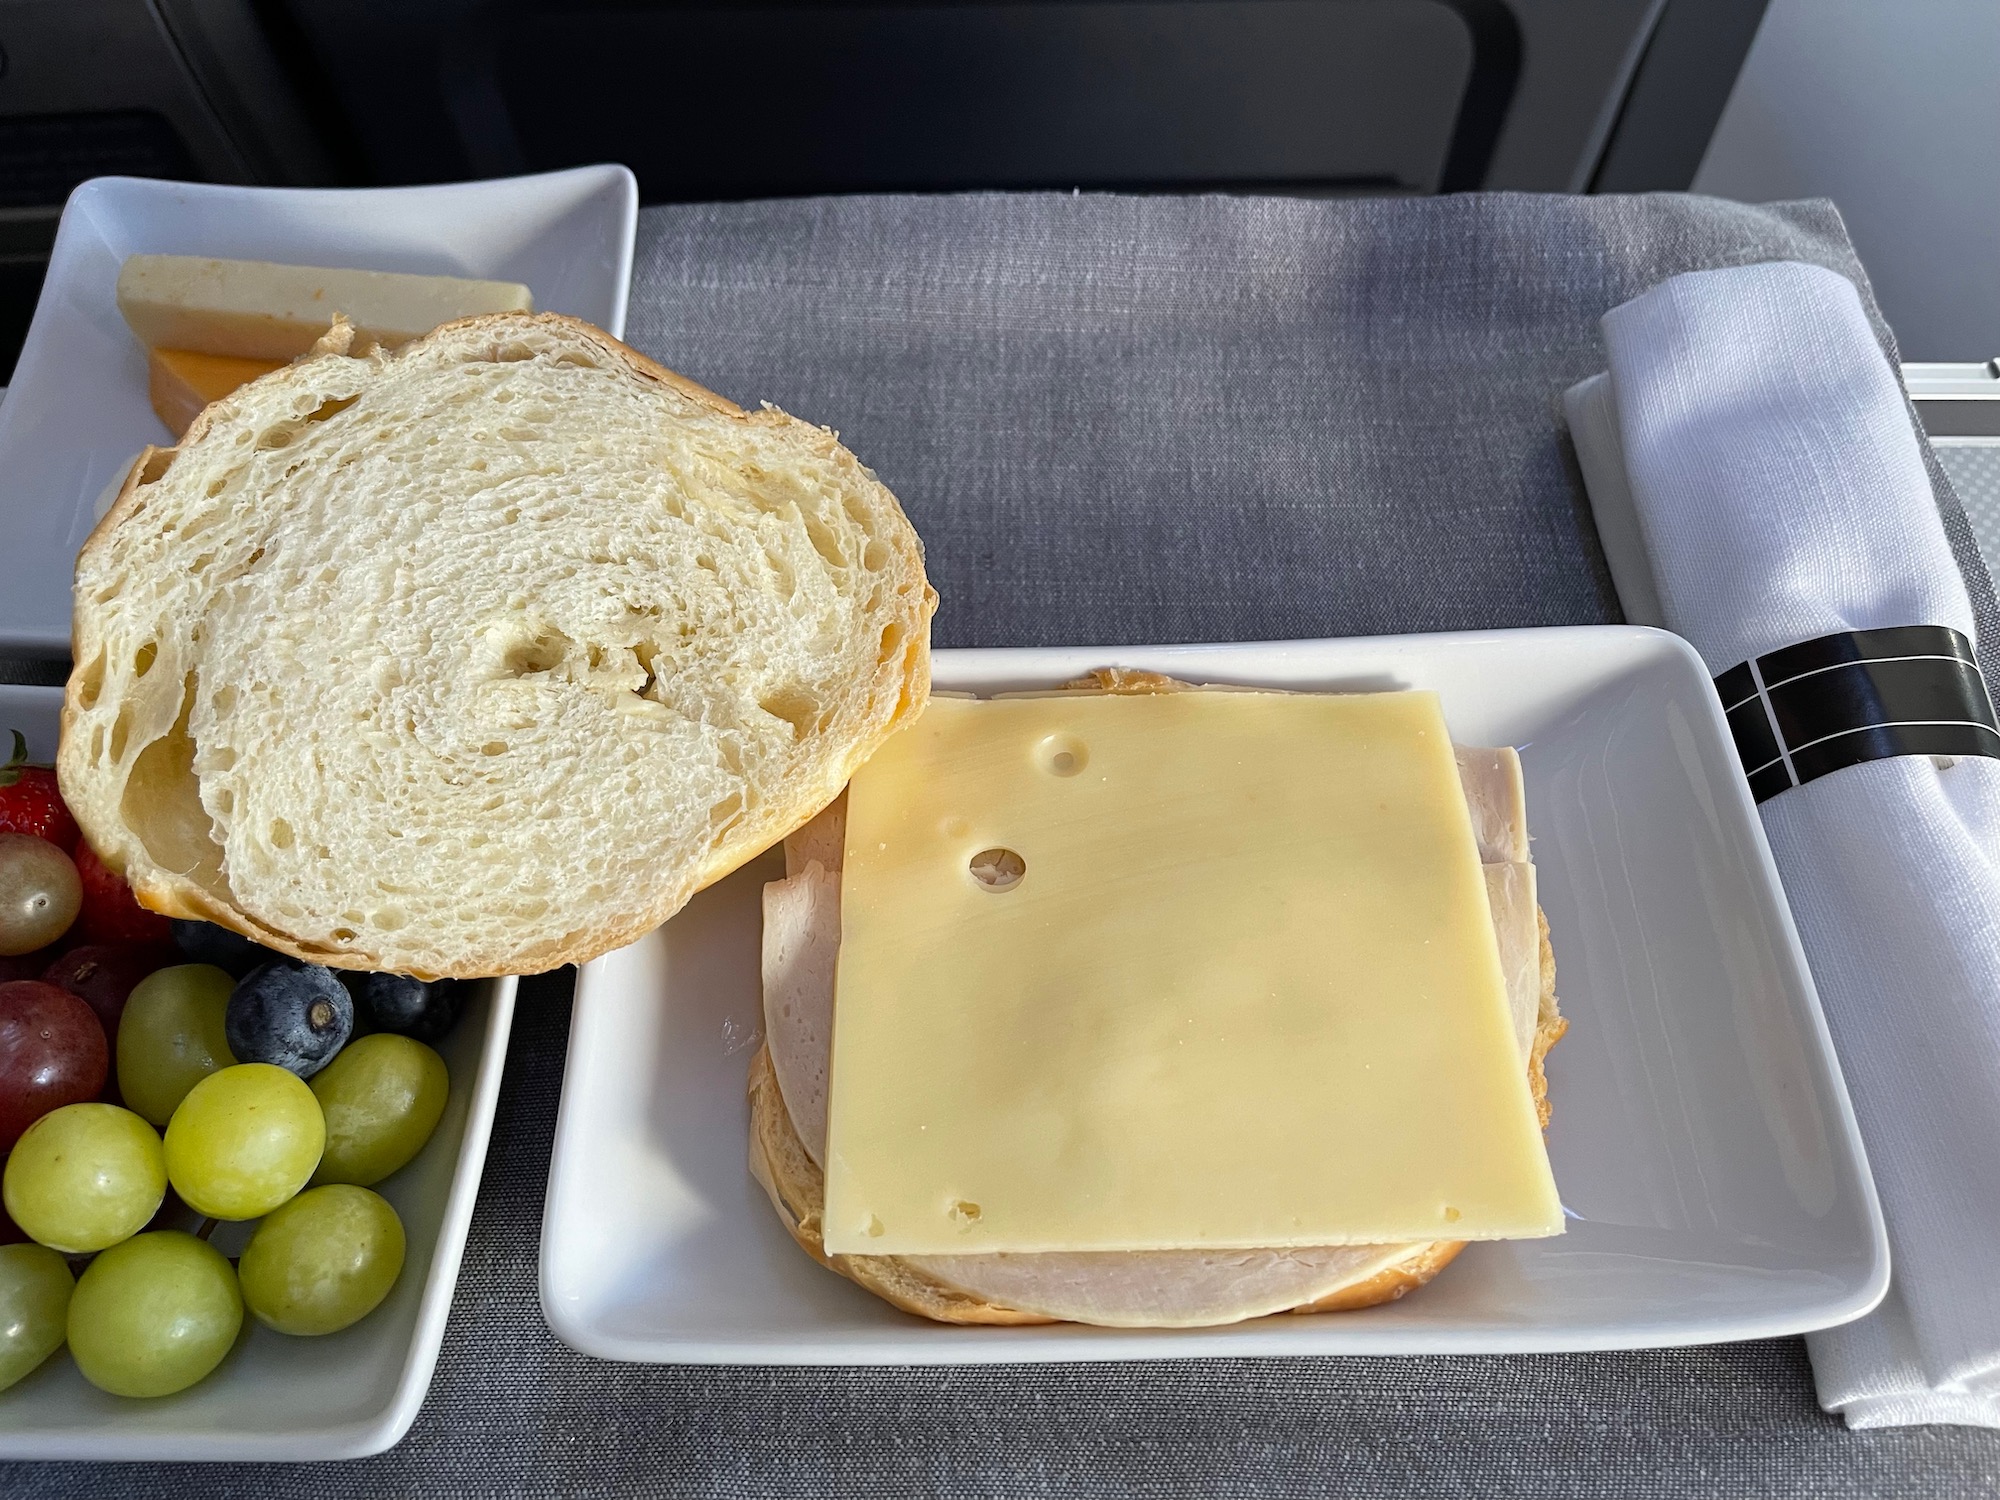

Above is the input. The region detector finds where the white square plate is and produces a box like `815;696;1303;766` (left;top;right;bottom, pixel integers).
540;626;1888;1362
0;165;639;654
0;685;518;1457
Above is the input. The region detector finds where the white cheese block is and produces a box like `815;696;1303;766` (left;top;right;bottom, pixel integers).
820;690;1564;1256
116;254;533;361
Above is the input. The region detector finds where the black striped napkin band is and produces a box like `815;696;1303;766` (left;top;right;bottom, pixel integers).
1714;625;2000;803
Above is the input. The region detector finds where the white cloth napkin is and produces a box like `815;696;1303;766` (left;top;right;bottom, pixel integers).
1565;259;2000;1429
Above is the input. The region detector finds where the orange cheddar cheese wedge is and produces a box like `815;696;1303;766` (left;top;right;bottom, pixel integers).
148;347;284;438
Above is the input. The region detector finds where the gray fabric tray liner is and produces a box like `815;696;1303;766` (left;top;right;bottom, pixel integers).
11;190;1998;1498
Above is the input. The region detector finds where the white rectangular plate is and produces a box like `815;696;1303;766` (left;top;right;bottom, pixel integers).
0;686;518;1457
0;164;638;654
540;627;1889;1362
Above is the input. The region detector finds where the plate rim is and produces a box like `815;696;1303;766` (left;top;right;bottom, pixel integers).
540;625;1891;1363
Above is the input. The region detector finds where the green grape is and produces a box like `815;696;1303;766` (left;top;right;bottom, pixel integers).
0;1242;72;1392
3;1103;164;1253
237;1184;405;1336
310;1034;448;1187
0;833;81;957
117;964;236;1128
164;1063;324;1220
67;1230;241;1397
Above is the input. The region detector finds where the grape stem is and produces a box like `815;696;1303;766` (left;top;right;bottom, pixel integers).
195;1217;218;1241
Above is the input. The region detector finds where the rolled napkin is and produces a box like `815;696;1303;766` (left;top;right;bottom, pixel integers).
1565;259;2000;1429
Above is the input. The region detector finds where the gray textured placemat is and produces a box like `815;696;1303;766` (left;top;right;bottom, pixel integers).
11;190;2000;1497
1940;445;2000;573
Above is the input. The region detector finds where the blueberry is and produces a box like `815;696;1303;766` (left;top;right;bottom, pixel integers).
225;961;353;1077
172;919;271;978
346;973;463;1043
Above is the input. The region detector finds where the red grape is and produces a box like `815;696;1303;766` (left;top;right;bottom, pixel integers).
0;980;109;1150
42;944;173;1038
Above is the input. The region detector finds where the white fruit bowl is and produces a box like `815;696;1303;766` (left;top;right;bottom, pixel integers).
0;684;518;1459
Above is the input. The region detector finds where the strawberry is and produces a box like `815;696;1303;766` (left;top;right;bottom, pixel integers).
72;840;172;946
0;731;79;852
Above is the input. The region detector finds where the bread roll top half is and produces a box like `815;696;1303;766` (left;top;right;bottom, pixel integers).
61;313;934;977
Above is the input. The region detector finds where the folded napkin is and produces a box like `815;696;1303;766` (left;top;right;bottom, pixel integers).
1565;260;2000;1430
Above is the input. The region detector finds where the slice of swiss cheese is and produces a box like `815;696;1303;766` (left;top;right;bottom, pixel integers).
820;690;1563;1256
766;753;1542;1167
760;733;1550;1326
